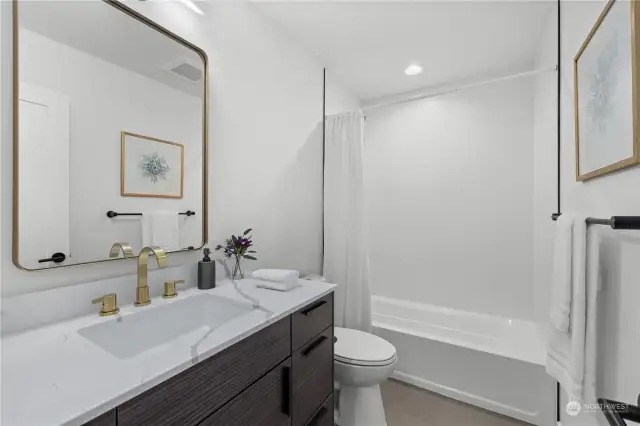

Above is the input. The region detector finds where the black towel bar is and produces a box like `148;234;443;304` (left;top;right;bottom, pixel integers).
107;210;195;218
551;214;640;230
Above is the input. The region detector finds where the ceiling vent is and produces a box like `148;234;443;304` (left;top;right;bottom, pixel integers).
165;61;203;83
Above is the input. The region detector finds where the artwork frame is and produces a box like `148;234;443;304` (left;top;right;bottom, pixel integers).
574;0;640;181
121;131;184;199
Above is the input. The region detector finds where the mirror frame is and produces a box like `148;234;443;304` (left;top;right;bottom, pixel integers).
12;0;209;270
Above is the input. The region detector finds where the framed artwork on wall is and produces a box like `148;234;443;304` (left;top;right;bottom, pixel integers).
121;131;184;198
574;0;640;181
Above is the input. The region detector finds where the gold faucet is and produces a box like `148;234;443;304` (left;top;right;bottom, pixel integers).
92;293;119;316
109;242;134;259
135;246;168;306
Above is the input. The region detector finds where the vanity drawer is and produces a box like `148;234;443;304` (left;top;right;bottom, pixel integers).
305;394;333;426
199;358;292;426
292;293;333;351
292;326;334;426
118;317;291;426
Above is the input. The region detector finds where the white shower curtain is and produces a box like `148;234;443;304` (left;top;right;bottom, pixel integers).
323;110;372;332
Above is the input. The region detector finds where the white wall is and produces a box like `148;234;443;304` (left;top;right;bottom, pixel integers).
325;70;361;116
532;7;558;327
533;2;640;424
18;28;203;266
1;1;357;297
365;78;535;321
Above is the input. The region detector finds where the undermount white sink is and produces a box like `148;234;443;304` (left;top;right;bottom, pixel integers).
78;294;255;359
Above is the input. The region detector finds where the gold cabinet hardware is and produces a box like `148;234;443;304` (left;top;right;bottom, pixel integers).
163;279;185;298
109;242;134;259
92;293;119;316
135;246;168;306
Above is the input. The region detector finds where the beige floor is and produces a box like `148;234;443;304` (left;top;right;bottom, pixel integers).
380;379;531;426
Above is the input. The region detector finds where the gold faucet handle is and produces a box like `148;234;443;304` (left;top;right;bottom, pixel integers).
92;293;119;316
163;280;185;299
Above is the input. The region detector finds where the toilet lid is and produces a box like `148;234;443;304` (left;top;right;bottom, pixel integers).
334;327;397;367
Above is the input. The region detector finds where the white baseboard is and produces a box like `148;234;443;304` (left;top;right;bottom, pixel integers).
392;370;542;425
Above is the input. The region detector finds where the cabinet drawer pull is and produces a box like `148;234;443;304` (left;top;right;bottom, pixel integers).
281;365;292;416
308;406;328;426
302;335;328;356
301;300;327;316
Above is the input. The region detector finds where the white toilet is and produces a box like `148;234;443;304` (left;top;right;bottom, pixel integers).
334;327;397;426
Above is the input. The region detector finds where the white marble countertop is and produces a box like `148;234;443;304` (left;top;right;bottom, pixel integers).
1;279;335;426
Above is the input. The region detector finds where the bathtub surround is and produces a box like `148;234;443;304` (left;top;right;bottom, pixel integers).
532;3;559;329
0;2;358;297
323;111;372;332
365;77;535;321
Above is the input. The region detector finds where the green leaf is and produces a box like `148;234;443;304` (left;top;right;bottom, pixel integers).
243;255;257;260
248;250;256;253
243;228;252;235
231;235;238;245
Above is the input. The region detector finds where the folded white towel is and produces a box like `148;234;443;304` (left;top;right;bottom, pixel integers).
253;269;300;291
583;228;602;406
256;281;300;292
141;211;179;252
550;213;577;332
546;214;593;403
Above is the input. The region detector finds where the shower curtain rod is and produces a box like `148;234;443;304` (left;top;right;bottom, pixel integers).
362;66;558;113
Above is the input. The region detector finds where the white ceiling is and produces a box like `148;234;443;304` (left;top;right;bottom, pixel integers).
18;1;205;98
253;1;555;102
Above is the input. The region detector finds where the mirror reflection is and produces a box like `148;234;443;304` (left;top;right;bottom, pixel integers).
15;1;207;270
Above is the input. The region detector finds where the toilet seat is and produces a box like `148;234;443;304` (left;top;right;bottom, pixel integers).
334;327;397;367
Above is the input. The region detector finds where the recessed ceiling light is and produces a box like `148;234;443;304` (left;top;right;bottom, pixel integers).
405;64;423;76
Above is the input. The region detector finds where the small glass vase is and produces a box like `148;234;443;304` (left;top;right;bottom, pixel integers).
231;257;244;279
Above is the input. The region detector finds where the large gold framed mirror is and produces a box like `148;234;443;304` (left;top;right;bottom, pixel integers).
13;0;208;270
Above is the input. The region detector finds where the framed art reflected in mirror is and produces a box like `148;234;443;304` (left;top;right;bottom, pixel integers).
121;132;184;199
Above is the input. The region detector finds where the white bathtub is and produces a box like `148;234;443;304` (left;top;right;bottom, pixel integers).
372;295;556;426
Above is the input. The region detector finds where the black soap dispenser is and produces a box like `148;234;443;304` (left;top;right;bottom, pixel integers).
198;248;216;290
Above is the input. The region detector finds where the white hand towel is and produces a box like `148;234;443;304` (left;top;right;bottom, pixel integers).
141;211;179;252
583;227;602;406
550;213;576;332
253;269;300;291
546;214;590;402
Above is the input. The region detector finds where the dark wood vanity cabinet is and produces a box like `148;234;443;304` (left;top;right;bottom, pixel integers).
199;359;292;426
81;409;116;426
81;292;334;426
118;317;291;426
292;326;334;426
